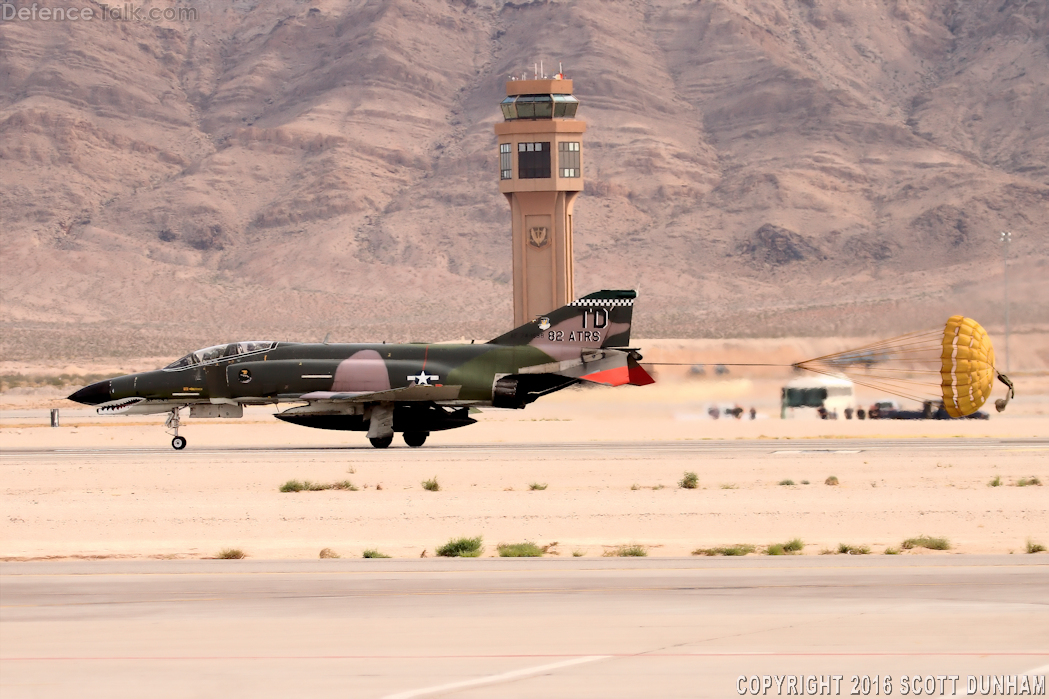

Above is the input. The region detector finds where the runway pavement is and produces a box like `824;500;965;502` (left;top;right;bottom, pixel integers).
2;557;1047;698
4;436;1048;459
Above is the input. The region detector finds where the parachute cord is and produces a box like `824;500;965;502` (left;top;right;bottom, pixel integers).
643;363;788;367
994;372;1015;413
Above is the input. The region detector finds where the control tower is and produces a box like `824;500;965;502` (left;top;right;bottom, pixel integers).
495;75;585;325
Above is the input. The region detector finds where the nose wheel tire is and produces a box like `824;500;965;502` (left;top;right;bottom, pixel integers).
369;435;393;449
403;432;428;448
171;436;187;450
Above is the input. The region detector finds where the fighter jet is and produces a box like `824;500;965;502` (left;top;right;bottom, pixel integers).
68;290;654;449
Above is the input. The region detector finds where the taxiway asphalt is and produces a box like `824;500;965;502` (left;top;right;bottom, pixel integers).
3;436;1048;460
2;556;1047;698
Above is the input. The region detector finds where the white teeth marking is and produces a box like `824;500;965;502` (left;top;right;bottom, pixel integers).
97;397;145;413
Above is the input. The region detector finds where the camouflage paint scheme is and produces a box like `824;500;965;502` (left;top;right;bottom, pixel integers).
68;290;653;449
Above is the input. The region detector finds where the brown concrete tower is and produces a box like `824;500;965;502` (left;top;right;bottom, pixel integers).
495;75;585;325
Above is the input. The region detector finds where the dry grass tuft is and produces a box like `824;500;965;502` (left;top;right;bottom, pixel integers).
528;482;548;491
421;477;440;492
1026;540;1046;554
216;548;246;559
603;544;648;557
825;476;839;486
319;548;340;559
497;542;544;557
678;472;698;489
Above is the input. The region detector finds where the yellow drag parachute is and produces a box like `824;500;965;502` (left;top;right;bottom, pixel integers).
940;316;995;417
795;316;1013;417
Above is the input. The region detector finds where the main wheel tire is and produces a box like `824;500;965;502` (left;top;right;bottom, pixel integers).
171;436;187;450
369;435;394;449
403;432;428;448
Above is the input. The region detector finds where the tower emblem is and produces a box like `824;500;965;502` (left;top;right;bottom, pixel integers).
528;226;549;248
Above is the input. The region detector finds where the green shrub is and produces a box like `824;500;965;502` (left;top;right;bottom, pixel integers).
836;543;871;555
901;535;950;551
497;542;544;557
281;479;357;492
422;477;440;492
988;475;1002;487
1026;540;1046;554
692;544;755;556
603;545;648;557
436;536;483;557
884;547;900;555
679;472;699;489
528;482;548;491
1016;477;1042;487
778;479;795;486
362;549;391;558
767;538;804;555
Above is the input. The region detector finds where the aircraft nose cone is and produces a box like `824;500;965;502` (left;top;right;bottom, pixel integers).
68;380;111;406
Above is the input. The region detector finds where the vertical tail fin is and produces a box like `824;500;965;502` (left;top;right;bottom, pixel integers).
488;290;636;348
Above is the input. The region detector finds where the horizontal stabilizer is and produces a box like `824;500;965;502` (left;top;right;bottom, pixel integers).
580;355;655;387
517;349;655;387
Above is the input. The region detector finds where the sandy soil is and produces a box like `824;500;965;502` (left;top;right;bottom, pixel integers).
2;375;1046;561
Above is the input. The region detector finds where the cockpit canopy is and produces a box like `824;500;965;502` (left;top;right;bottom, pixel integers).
164;341;277;370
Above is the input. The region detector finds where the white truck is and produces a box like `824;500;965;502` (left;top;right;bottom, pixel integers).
780;374;855;419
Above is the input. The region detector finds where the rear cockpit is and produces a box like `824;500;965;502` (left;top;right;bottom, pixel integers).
163;341;277;370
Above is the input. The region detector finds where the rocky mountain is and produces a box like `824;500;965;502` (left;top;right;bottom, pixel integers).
1;0;1046;360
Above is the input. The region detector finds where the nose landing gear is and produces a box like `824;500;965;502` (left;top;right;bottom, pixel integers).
166;407;187;450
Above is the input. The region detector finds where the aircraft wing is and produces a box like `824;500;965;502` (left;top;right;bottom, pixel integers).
299;385;463;402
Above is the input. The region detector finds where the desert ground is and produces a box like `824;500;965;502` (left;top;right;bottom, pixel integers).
2;338;1046;561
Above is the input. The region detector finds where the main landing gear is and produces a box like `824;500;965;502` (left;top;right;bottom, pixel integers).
166;407;187;450
367;433;428;448
403;432;428;448
369;435;394;449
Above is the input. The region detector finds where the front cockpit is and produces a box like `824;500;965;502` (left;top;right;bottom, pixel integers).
163;341;277;370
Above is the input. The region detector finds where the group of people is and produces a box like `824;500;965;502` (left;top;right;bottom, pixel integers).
708;406;758;420
817;407;870;420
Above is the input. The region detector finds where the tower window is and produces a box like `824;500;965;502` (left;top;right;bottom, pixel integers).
518;142;550;179
558;141;580;178
500;143;512;180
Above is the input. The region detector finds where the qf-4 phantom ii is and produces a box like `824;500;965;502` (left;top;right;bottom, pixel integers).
69;290;654;449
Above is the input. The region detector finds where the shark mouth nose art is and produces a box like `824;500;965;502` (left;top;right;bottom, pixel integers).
96;397;147;414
